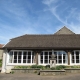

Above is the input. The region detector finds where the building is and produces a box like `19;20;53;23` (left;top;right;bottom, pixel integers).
0;44;4;59
2;26;80;73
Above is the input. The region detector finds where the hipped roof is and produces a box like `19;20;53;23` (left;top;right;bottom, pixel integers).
4;34;80;49
4;26;80;49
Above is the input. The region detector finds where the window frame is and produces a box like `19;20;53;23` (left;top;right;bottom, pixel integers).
71;50;80;65
7;50;36;65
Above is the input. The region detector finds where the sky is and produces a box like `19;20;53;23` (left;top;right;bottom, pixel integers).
0;0;80;44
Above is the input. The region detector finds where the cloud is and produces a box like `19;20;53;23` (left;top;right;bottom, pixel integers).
42;0;58;6
42;0;80;33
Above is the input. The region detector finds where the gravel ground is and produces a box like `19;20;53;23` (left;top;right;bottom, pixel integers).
0;73;80;80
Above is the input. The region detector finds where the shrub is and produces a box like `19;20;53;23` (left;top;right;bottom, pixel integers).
51;67;55;70
31;65;44;69
37;65;43;68
71;66;80;68
50;65;66;70
55;65;66;70
11;71;14;74
0;59;2;67
31;65;37;68
14;66;29;69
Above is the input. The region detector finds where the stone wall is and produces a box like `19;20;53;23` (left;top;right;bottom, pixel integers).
40;70;66;76
11;68;40;74
65;68;80;73
0;50;3;59
10;68;80;76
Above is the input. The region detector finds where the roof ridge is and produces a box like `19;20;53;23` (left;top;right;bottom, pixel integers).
11;34;54;40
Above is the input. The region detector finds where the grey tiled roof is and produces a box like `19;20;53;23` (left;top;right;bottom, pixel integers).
4;34;80;49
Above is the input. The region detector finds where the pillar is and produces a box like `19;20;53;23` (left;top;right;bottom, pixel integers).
1;49;7;73
33;51;39;65
67;51;71;65
34;50;41;65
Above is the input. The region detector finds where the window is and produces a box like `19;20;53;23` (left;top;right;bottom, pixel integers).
23;51;27;63
58;52;62;63
76;51;79;63
71;52;75;63
40;51;52;64
9;50;34;64
54;51;67;64
14;51;17;63
27;52;31;63
40;51;67;64
40;52;43;64
9;51;13;63
44;52;48;63
71;51;80;64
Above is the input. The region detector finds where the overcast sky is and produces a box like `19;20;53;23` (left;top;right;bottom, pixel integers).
0;0;80;44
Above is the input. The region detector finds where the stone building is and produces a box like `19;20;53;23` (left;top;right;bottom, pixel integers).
0;44;4;59
2;26;80;73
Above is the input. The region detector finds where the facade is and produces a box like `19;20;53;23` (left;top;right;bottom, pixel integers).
0;44;4;59
2;26;80;73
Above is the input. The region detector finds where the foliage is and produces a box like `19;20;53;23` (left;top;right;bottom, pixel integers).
30;65;38;68
11;71;14;74
14;65;80;70
14;66;30;69
50;67;56;70
65;66;80;68
0;59;2;67
70;66;80;68
51;65;66;70
58;65;66;70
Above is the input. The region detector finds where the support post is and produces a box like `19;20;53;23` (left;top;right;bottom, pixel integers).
67;51;71;65
1;49;7;73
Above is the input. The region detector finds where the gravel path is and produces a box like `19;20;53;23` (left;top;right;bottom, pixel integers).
0;73;80;80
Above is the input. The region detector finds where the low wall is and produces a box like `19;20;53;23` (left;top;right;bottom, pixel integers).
65;68;80;73
11;68;80;75
40;70;66;76
11;68;40;73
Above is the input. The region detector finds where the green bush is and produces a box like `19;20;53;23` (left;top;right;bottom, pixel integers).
31;65;38;68
14;65;66;70
11;71;14;74
31;65;43;69
55;65;66;70
71;66;80;68
0;59;2;67
37;65;43;68
51;67;55;70
14;66;29;69
50;65;66;70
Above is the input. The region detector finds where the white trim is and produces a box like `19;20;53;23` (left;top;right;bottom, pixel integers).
38;53;40;65
13;51;14;63
70;53;71;65
31;51;32;64
8;50;34;65
70;50;80;65
10;50;32;51
21;51;23;64
74;51;76;65
7;63;36;66
62;53;63;64
48;52;49;64
43;51;44;65
79;51;80;63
